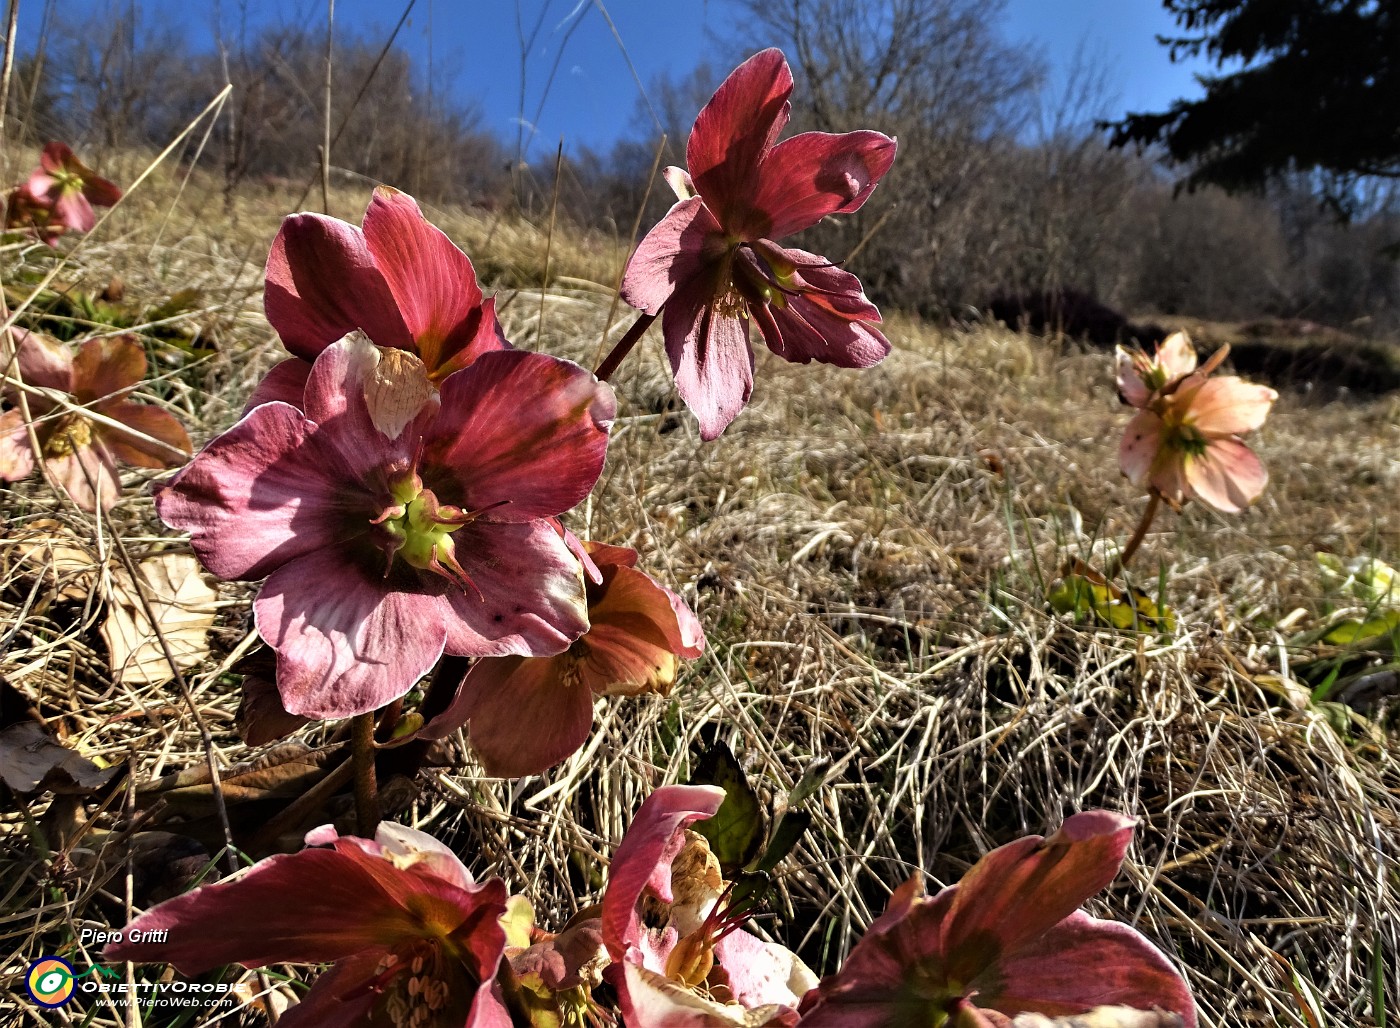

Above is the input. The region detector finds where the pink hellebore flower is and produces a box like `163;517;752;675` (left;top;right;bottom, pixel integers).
620;49;897;439
10;142;122;239
156;335;614;719
601;784;819;1027
105;822;513;1027
1116;334;1276;514
252;186;508;410
797;812;1196;1028
0;331;191;511
423;541;705;778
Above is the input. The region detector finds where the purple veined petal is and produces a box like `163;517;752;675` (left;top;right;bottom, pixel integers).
98;402;191;469
361;186;502;376
0;410;37;482
753;130;897;239
426;350;614;521
756;294;891;369
47;441;121;512
154;402;363;581
941;812;1137;984
978;912;1196;1027
264;211;413;360
688;49;793;238
600;784;726;962
1184;438;1268;514
264;949;383;1028
441;518;590;657
452;654;597;777
1118;410;1163;488
243;357;313;413
620;197;725;316
662;275;755;440
713;928;818;1011
255;547;448;718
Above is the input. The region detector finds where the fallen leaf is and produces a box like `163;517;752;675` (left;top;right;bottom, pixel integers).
102;552;216;685
0;722;119;794
3;518;99;603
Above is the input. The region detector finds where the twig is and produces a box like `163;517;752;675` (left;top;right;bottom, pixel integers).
320;0;334;216
0;0;19;150
538;140;563;342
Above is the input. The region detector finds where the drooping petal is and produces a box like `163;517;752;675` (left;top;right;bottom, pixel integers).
441;518;590;657
264;212;412;360
688;48;793;238
154;402;362;581
601;784;727;961
52;190;96;233
1181;375;1277;436
254;548;447;718
0;410;37;482
978;911;1197;1026
1183;438;1268;514
663;275;755;440
447;654;597;777
713;928;818;1011
243;357;313;413
426;350;614;521
753;130;897;238
80;172;123;209
97;402;191;469
1114;346;1151;409
756;294;891;369
269;949;382;1027
362;186;507;375
1117;410;1163;487
46;441;121;512
940;811;1136;983
70;335;145;406
620;196;725;316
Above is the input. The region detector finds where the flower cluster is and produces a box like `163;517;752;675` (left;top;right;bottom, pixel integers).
4;142;122;244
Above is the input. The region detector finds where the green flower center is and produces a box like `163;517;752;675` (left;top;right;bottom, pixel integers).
371;470;506;592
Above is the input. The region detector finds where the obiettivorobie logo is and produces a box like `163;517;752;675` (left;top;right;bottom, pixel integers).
25;957;120;1007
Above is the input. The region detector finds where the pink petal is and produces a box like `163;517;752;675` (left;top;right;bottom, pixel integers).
753;130;897;238
441;518;590;657
362;186;506;376
1118;410;1163;487
264;212;412;360
1182;376;1276;436
154;402;359;581
663;276;755;440
1184;438;1268;513
255;548;447;718
71;335;144;405
426;350;614;521
40;141;72;174
941;811;1136;982
47;443;121;512
0;410;37;482
243;357;312;413
271;950;382;1027
451;654;596;776
467;981;515;1028
755;293;891;369
1156;332;1198;382
618;961;770;1027
53;190;95;233
6;328;73;399
601;784;726;960
81;173;123;208
620;196;724;316
1114;347;1151;409
688;49;793;238
98;402;191;469
980;912;1196;1026
713;928;818;1010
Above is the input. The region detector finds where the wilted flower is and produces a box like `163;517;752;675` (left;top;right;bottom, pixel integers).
798;811;1196;1027
423;541;704;777
156;334;613;719
252;186;507;410
620;48;897;439
4;142;122;242
0;331;190;511
106;822;513;1027
601;784;818;1027
1116;332;1276;513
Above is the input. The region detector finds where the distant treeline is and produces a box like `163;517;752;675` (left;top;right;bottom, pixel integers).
9;0;1400;334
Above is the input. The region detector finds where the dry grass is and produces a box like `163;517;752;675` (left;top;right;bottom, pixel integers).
2;164;1397;1026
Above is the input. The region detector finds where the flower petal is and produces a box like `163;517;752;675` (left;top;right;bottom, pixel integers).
361;186;507;375
754;130;897;238
1117;410;1162;487
71;336;145;406
426;350;614;521
1183;376;1276;436
755;293;890;369
688;49;793;238
618;961;769;1027
620;196;724;316
1114;347;1151;409
255;547;446;718
663;276;755;441
601;784;727;960
154;402;361;581
47;443;121;511
40;142;72;175
5;328;73;398
53;190;96;233
977;911;1196;1027
264;212;412;360
270;950;382;1027
1156;332;1198;382
243;357;313;413
98;402;191;469
1184;438;1268;514
0;410;37;482
714;928;818;1010
941;811;1136;983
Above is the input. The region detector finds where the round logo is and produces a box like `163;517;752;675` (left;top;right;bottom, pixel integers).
26;957;76;1007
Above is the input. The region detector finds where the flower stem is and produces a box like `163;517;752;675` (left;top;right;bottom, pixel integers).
352;712;380;837
1117;491;1162;571
594;309;657;383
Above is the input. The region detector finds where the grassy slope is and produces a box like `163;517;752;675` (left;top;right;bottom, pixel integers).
2;169;1398;1026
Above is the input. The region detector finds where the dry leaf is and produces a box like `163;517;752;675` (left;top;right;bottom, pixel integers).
101;552;216;685
3;518;99;602
365;346;434;439
0;721;119;794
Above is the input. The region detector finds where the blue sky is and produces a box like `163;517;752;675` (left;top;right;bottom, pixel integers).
19;0;1215;160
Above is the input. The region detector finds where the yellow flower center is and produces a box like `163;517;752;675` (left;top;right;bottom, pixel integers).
43;415;93;458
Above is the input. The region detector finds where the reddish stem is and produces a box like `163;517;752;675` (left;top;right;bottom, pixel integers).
594;309;657;382
352;712;380;837
1117;491;1163;571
